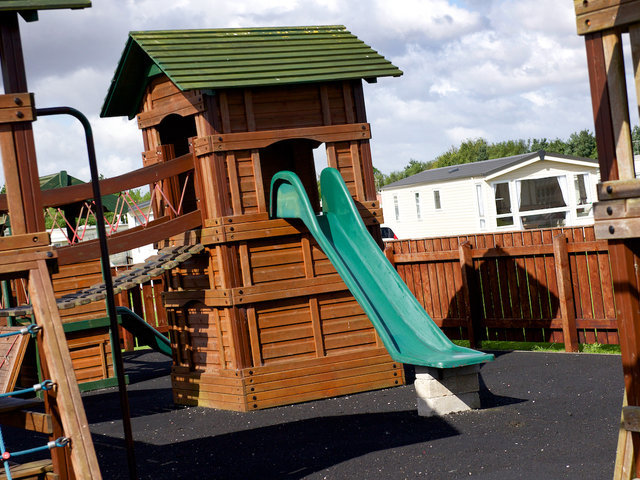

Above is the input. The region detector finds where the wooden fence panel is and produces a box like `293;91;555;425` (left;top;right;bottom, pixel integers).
388;225;617;351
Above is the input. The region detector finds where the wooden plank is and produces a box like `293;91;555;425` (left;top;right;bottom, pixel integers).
246;307;262;367
249;372;400;410
0;231;48;252
575;0;640;35
0;151;196;212
586;32;619;181
137;90;204;129
249;362;396;399
0;326;30;393
614;390;635;480
226;152;243;214
55;210;202;264
0;459;53;480
0;408;52;434
603;31;635;179
194;123;371;155
349;141;365;200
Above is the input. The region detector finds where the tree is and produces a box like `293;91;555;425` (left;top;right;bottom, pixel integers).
565;129;597;159
632;125;640;155
128;187;151;203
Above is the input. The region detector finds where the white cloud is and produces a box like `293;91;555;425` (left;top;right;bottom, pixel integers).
446;126;487;144
372;0;483;40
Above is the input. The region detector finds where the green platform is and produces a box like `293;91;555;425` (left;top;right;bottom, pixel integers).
270;168;493;368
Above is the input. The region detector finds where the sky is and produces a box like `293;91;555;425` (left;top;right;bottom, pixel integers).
5;0;639;185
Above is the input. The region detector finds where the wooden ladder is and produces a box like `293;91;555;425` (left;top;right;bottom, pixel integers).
0;233;101;479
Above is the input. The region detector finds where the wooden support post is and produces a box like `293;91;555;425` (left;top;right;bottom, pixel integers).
552;233;579;353
614;390;635;480
458;241;482;349
602;30;635;179
28;259;102;479
384;243;395;267
0;12;44;234
583;24;640;472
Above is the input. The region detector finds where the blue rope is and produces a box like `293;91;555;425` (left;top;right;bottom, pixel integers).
0;425;11;480
0;380;53;399
3;437;68;458
0;324;40;339
0;432;68;480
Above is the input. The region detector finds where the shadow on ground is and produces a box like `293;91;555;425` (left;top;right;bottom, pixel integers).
94;410;460;479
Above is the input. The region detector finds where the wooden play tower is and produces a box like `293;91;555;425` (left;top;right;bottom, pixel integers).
101;26;404;411
574;1;640;478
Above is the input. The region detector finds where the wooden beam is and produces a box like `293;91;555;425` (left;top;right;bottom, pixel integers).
55;210;202;265
585;32;619;181
194;123;371;155
575;0;640;35
0;12;44;234
602;30;635;179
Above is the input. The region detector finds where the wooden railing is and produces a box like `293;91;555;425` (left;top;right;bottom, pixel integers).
384;226;616;351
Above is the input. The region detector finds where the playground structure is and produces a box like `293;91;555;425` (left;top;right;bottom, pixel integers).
98;25;487;413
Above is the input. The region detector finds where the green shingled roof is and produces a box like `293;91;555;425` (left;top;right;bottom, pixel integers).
101;25;402;119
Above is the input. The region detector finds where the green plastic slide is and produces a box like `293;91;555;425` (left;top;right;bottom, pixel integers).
270;168;493;368
117;306;172;357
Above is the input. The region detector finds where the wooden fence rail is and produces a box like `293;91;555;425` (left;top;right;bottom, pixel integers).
384;226;617;351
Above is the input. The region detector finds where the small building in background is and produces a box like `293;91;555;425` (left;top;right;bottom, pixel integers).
379;151;600;239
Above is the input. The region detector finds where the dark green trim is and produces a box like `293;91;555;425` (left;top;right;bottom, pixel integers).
0;0;90;12
78;375;128;393
61;316;121;333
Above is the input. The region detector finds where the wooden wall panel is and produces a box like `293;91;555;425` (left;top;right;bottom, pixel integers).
248;236;305;285
226;89;248;133
67;329;113;384
318;292;377;355
255;298;315;364
251;85;324;131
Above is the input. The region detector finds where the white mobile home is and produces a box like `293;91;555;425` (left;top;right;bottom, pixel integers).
379;151;600;239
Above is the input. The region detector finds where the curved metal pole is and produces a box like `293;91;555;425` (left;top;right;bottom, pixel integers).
36;106;138;480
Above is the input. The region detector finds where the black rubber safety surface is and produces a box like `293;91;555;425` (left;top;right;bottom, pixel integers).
6;350;626;479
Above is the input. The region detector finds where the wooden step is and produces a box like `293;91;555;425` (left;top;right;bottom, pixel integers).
0;398;52;434
0;459;53;480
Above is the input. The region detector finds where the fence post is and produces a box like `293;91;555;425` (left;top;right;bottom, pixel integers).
384;243;395;267
553;233;579;352
459;241;482;349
